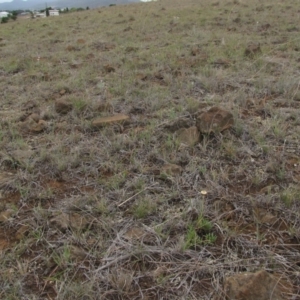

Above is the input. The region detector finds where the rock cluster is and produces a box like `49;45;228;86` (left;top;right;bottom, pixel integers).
173;106;234;146
20;113;47;133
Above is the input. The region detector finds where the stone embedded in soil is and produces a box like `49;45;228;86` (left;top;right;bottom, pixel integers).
124;226;146;240
103;64;115;73
176;126;199;146
60;89;67;96
165;118;194;133
50;213;71;230
29;113;40;123
224;270;291;300
66;45;76;51
260;212;277;224
50;212;89;231
69;213;89;230
0;209;14;222
191;46;201;56
144;167;160;175
92;114;130;128
196;107;234;134
96;101;114;113
244;43;262;58
259;23;271;31
55;99;73;114
0;238;10;251
15;225;30;240
161;163;183;176
70;62;83;69
212;58;231;67
69;245;87;260
22;116;47;133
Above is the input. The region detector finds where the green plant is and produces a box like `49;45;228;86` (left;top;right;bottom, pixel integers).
203;232;217;244
94;198;108;214
233;119;244;137
103;171;128;190
186;97;200;112
195;216;213;232
198;166;207;175
52;245;71;267
251;170;265;186
184;225;202;250
133;198;156;219
184;215;216;249
1;17;9;23
30;227;45;243
276;168;286;180
37;187;54;200
133;177;146;191
162;133;180;152
222;140;237;158
280;187;298;206
72;98;86;112
11;11;18;21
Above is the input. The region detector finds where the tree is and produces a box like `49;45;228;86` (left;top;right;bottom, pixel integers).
11;11;18;21
86;6;89;10
45;7;52;17
1;17;9;23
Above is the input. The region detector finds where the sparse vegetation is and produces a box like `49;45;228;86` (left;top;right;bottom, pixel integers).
0;0;300;298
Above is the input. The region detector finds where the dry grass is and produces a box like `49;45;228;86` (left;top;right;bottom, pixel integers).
1;0;300;298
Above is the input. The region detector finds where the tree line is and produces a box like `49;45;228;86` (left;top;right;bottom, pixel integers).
1;11;18;23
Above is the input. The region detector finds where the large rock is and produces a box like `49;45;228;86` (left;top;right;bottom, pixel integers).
224;270;291;300
176;126;199;146
196;107;234;134
92;114;130;128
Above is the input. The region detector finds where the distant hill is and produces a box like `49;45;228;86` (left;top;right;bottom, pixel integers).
0;0;139;11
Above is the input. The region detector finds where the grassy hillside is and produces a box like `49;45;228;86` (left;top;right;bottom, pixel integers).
1;0;300;298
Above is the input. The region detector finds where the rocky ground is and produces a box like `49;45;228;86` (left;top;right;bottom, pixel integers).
1;0;300;299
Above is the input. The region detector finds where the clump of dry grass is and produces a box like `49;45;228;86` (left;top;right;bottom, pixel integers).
0;0;300;298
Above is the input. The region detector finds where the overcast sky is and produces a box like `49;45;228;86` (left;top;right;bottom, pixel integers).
0;0;13;3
